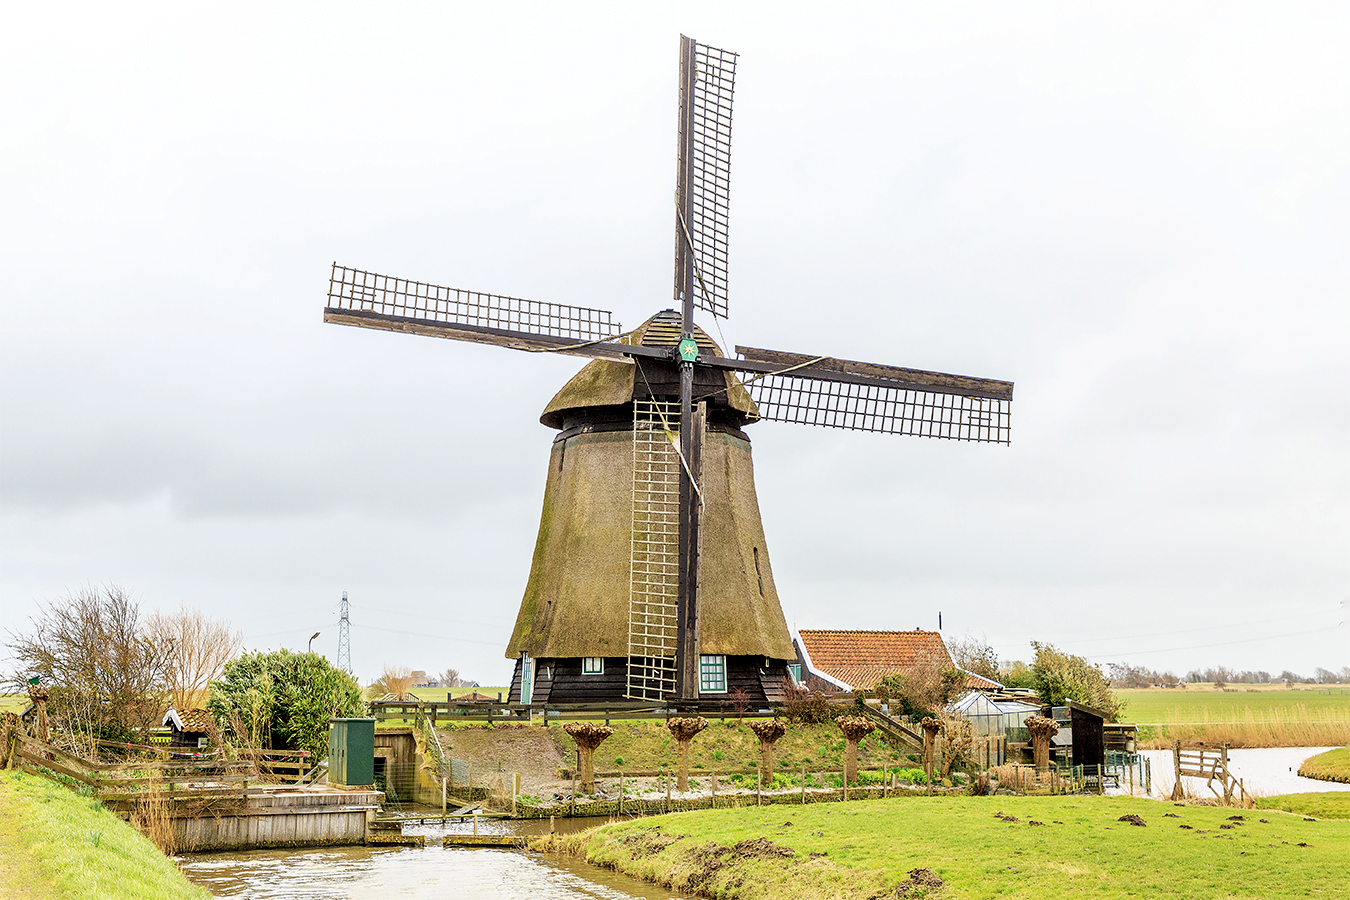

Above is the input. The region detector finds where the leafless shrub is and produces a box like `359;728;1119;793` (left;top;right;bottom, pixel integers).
371;664;416;700
6;586;171;743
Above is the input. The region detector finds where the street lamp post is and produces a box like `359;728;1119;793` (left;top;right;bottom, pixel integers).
308;632;321;653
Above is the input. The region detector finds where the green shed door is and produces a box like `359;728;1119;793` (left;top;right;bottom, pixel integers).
328;718;375;786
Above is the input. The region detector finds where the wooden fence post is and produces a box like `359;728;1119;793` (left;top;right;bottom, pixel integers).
1171;741;1183;801
801;765;806;805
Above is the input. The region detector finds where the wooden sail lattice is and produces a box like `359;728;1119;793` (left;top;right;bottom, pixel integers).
744;374;1012;443
626;400;682;700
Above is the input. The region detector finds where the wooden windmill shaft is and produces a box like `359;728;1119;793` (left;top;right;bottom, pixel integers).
322;34;1014;705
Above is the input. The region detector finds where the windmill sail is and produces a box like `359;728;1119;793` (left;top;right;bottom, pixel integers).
325;264;625;356
675;38;737;319
732;346;1014;443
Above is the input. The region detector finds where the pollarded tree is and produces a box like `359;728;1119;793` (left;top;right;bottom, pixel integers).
209;649;363;759
667;716;709;792
563;722;613;794
834;715;876;784
748;719;787;782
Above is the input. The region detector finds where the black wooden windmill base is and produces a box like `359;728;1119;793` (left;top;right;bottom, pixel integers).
325;35;1014;708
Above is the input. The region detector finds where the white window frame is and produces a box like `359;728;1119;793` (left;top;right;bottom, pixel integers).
582;657;604;675
788;663;803;685
699;654;727;693
520;653;534;705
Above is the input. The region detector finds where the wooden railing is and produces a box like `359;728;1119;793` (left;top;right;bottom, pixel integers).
367;700;788;725
9;732;254;810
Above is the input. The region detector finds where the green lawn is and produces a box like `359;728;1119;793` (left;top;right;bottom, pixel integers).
551;794;1348;900
0;771;208;900
0;693;31;714
1298;746;1350;783
364;685;508;702
1118;686;1350;723
1255;792;1350;820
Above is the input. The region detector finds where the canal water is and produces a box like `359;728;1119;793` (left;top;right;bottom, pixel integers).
180;815;693;900
1136;745;1350;799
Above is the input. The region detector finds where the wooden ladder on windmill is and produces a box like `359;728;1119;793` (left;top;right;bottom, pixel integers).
627;400;682;701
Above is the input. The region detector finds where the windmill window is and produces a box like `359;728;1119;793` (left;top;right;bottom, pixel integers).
582;657;604;675
520;654;534;705
699;655;727;693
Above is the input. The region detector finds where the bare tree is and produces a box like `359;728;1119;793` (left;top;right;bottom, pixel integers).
146;606;243;711
6;586;171;744
947;634;1000;682
439;668;462;689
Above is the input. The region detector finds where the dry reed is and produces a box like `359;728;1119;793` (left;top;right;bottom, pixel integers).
131;790;178;856
1137;704;1350;749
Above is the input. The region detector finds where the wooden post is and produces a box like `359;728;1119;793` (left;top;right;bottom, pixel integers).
1221;744;1231;806
1171;741;1183;801
442;776;447;814
666;775;672;813
512;772;519;816
473;811;478;836
801;765;806;805
619;772;624;816
550;815;556;835
711;770;717;808
756;771;761;806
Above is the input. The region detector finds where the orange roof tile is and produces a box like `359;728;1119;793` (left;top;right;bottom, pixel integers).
797;629;955;691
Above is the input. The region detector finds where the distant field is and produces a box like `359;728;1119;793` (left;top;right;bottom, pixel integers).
1119;686;1350;723
0;694;29;714
364;686;508;702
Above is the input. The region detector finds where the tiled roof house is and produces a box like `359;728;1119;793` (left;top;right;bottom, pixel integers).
792;629;1002;694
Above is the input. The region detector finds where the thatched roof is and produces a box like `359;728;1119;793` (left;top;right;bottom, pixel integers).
506;428;794;661
540;310;758;429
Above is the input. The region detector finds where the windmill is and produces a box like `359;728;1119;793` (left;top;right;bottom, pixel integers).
323;35;1013;706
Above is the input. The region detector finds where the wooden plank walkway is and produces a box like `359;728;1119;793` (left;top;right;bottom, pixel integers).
443;834;525;848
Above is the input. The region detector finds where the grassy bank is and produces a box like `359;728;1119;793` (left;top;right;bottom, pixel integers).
0;771;208;900
538;718;911;775
1297;746;1350;784
1255;792;1350;820
544;795;1348;899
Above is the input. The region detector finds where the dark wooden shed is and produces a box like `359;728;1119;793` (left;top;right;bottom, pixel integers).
1066;701;1108;770
162;708;214;748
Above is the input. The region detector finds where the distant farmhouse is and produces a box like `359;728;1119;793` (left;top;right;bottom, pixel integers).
791;629;1002;694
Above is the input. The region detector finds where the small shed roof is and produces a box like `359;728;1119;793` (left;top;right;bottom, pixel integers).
162;708;214;733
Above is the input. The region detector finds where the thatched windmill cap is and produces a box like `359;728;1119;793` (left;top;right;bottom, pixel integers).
539;310;759;430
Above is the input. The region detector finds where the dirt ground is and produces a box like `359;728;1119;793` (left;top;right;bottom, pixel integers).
436;724;571;796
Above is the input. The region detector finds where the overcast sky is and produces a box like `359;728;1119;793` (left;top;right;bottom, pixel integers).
2;3;1346;688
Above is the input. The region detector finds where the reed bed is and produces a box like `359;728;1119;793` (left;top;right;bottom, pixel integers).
1137;704;1350;749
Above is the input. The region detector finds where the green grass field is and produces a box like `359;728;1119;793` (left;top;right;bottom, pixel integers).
0;771;208;900
364;685;508;702
550;794;1348;900
1118;686;1350;723
0;693;31;714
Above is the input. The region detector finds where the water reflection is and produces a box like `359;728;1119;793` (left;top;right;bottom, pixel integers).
180;818;690;900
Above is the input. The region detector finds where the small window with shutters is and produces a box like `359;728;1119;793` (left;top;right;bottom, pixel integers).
582;657;604;675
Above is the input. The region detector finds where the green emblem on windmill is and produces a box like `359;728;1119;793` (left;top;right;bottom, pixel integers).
677;336;699;362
